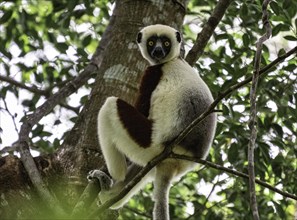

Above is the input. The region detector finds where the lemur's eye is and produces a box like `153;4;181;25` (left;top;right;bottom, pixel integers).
148;41;154;46
164;41;170;47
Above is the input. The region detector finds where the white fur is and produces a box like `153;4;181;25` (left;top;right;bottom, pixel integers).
97;97;127;181
100;168;155;209
98;97;164;170
150;58;214;154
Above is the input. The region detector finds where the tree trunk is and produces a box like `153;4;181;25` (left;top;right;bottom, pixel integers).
0;0;186;219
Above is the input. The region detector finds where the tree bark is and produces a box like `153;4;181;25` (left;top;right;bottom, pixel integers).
0;0;186;218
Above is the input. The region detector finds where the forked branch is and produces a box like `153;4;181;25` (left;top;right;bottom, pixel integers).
248;1;272;219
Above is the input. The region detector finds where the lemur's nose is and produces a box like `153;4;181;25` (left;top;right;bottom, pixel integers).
152;46;165;59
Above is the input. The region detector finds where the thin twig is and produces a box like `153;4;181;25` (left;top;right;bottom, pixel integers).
170;153;297;201
189;176;229;218
124;206;152;219
185;0;233;66
0;75;80;113
0;75;50;96
0;97;19;135
248;1;272;219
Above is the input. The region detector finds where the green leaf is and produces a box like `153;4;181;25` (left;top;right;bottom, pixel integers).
56;42;68;52
80;95;89;105
22;99;33;107
242;33;249;47
40;131;52;137
272;24;283;36
215;33;229;41
277;48;286;56
270;1;280;15
272;123;284;138
284;35;297;41
77;48;88;58
283;0;291;9
227;143;238;164
82;35;92;47
67;0;79;12
241;3;248;15
0;44;12;59
32;124;44;136
0;10;13;24
283;64;296;72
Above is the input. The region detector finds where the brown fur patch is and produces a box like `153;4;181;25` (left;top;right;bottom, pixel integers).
135;64;163;117
117;99;152;148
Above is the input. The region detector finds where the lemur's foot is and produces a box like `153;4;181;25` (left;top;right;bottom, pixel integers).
87;170;113;191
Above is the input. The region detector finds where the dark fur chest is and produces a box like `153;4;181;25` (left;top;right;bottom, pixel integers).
135;64;164;117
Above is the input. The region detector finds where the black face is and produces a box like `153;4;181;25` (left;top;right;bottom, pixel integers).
146;35;171;63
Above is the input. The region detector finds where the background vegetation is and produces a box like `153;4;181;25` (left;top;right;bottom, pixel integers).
0;0;296;219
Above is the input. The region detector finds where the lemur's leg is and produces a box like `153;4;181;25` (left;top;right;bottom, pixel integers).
99;163;155;209
97;97;164;208
97;97;128;181
152;165;174;220
98;97;162;180
88;165;155;209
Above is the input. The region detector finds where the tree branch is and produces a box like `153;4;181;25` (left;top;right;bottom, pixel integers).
17;54;102;217
71;178;101;217
185;0;233;66
248;1;272;219
10;2;120;214
18;64;98;215
170;153;297;201
190;176;229;218
0;75;80;113
0;74;50;96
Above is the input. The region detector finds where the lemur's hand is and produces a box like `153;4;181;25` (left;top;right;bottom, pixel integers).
87;170;113;191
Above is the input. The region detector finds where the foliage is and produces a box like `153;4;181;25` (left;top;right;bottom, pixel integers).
0;0;296;219
0;0;111;152
181;0;297;219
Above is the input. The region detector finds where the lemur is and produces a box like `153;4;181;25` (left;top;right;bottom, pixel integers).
89;24;217;220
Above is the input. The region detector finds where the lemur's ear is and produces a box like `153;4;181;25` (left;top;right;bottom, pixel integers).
137;32;142;44
176;32;181;43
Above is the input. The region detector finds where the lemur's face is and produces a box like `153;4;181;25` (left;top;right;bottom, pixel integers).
146;35;172;63
137;24;181;65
